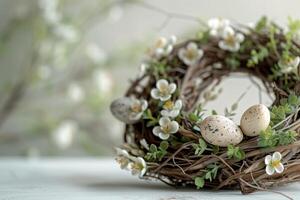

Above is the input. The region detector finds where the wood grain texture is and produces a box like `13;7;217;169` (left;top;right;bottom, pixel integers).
0;158;299;200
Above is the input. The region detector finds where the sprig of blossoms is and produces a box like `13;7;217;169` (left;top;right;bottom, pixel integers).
178;42;204;66
208;18;231;37
128;98;148;122
265;152;284;175
278;56;300;74
161;99;182;118
152;117;179;140
115;148;147;177
151;79;176;101
148;35;177;59
218;27;244;52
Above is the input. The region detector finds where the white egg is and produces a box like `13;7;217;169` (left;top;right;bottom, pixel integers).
240;104;270;137
110;97;140;124
199;115;243;147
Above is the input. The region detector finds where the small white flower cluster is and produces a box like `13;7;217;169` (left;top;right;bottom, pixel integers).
39;0;78;42
278;56;300;74
148;36;177;59
151;79;181;140
208;18;244;52
265;152;284;175
128;98;148;122
178;42;204;66
115;148;147;177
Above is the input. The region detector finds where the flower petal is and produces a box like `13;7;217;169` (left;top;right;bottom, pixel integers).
159;132;170;140
160;95;171;101
156;79;168;90
168;83;177;94
160;110;169;117
187;42;198;50
169;110;180;118
140;100;148;111
272;152;282;161
266;165;275;175
169;121;179;133
175;100;183;110
151;89;160;99
275;163;284;174
159;117;170;126
265;155;272;165
152;126;161;136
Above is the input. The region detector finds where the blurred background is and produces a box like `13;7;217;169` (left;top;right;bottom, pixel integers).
1;0;300;157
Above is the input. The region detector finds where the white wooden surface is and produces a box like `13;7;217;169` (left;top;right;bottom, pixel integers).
0;158;299;200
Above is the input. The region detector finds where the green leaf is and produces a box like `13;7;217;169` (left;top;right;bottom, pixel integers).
159;141;169;150
149;144;157;153
194;177;205;189
192;138;207;156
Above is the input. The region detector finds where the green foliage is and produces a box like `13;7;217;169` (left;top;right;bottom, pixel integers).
144;141;169;161
194;164;219;189
247;47;269;67
149;61;168;78
224;102;238;118
192;138;207;156
227;144;245;160
225;57;240;69
259;127;298;148
270;94;300;126
194;177;205;189
188;104;205;123
143;109;158;127
255;16;268;32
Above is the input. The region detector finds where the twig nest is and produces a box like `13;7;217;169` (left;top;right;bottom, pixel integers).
199;115;243;147
110;97;148;124
240;104;270;136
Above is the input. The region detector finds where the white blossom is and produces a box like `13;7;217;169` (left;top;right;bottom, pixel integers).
151;79;176;101
278;56;300;74
68;83;85;103
129;157;147;177
39;0;61;25
178;42;204;66
115;148;147;177
218;27;244;52
52;121;77;149
152;117;179;140
161;99;182;118
139;139;149;150
148;35;177;59
208;18;231;37
265;152;284;175
54;24;78;42
128;99;148;121
115;148;131;169
86;43;107;64
94;70;114;95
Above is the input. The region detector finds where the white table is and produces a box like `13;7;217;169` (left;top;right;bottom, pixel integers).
0;158;299;200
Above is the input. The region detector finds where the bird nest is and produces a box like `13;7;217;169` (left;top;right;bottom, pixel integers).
111;17;300;197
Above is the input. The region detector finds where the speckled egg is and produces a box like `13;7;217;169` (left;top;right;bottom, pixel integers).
199;115;243;147
110;97;139;124
240;104;270;137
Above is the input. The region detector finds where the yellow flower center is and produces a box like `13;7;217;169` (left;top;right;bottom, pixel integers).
225;34;235;46
163;100;174;110
271;160;281;168
155;38;165;49
159;85;169;95
162;124;171;134
131;102;142;113
185;49;196;60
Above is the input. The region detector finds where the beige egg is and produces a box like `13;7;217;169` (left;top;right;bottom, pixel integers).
240;104;270;137
199;115;243;147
